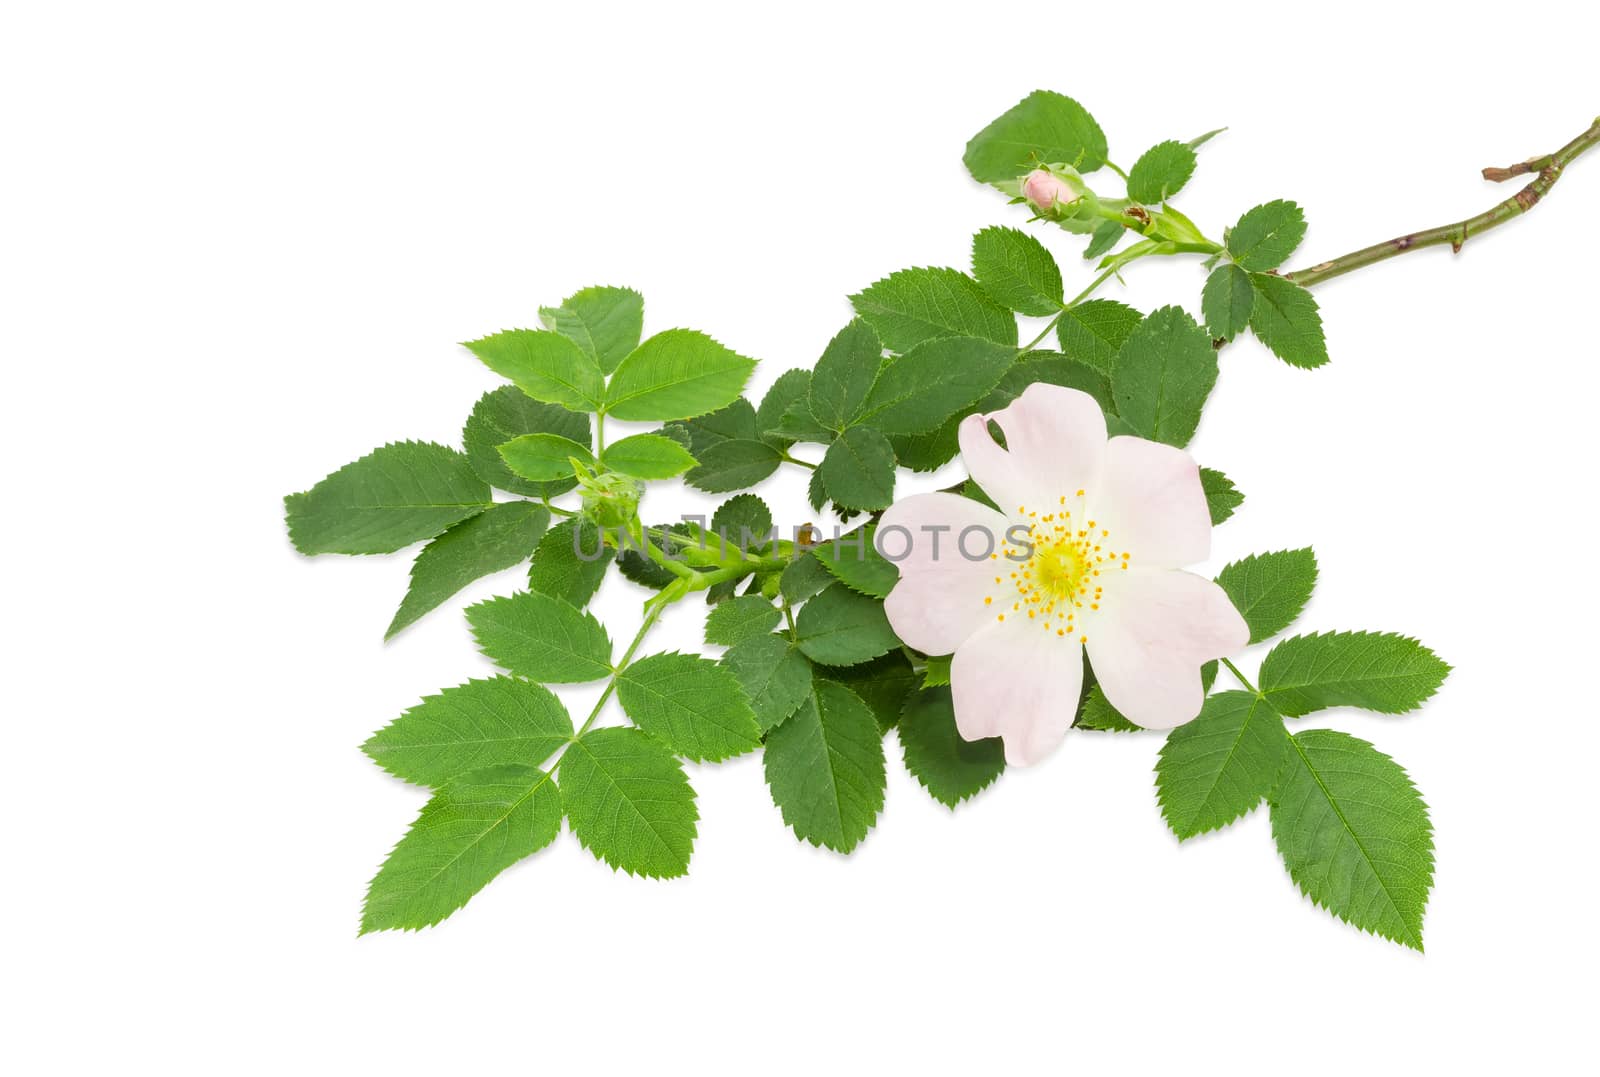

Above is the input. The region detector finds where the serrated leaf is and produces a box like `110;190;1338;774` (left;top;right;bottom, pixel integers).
988;349;1112;411
1270;729;1433;950
538;285;644;375
363;677;574;787
763;680;886;852
462;329;604;411
755;368;812;449
813;523;899;599
1202;263;1254;338
1248;273;1328;369
1217;548;1318;645
1078;661;1217;732
1201;467;1244;524
600;432;698;479
666;399;781;491
498;432;597;482
360;764;562;933
1111;306;1218;447
971;226;1065;316
466;590;613;683
709;493;774;549
528;518;613;609
807;319;883;431
820;651;918;733
1056;299;1142;375
779;551;834;605
616;652;761;762
705;595;782;647
1082;220;1123;261
855;336;1015;436
285;442;491;555
1156;691;1289;839
818;426;896;511
850;267;1018;352
1259;631;1450;718
1227;199;1307;271
963;90;1108;182
900;686;1006;807
559;727;697;878
795;585;898;667
387;502;550;638
603;329;756;421
766;396;833;445
462;387;591;499
1127;140;1198;204
722;634;814;733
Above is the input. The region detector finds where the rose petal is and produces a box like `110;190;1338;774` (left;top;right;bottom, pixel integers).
951;617;1084;765
1086;568;1249;729
959;383;1106;518
879;493;1009;654
1090;436;1211;569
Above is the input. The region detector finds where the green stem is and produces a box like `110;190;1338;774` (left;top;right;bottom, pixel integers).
574;602;665;739
779;451;817;470
594;410;607;453
1221;656;1261;697
1284;116;1600;287
1022;265;1123;351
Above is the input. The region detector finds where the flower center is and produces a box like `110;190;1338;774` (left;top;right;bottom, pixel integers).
983;492;1132;643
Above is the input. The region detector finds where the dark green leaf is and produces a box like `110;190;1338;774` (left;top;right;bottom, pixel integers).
796;585;898;667
528;518;612;609
1217;548;1319;645
1127;140;1198;204
1248;273;1328;369
705;595;782;647
763;680;886;852
1056;299;1142;376
808;319;883;431
1227;200;1307;271
755;368;812;449
1201;467;1244;524
971;226;1064;316
779;552;835;605
722;634;814;733
1111;306;1217;447
821;651;918;732
462;387;591;499
1082;220;1123;261
1156;691;1289;839
1202;263;1254;338
813;523;898;599
1260;632;1451;718
963;90;1108;182
855;336;1015;435
387;502;550;638
285;442;490;555
850;267;1018;352
899;686;1006;807
818;426;896;511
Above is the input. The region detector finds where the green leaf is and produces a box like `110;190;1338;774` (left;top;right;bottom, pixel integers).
763;680;886;852
1201;467;1244;524
497;432;597;482
462;387;591;499
1056;299;1142;376
1217;548;1318;645
808;319;883;431
560;727;698;878
850;267;1018;352
813;523;898;599
466;590;613;683
1110;306;1217;447
1270;729;1433;950
971;226;1064;316
722;634;814;733
1227;199;1307;271
285;442;491;555
1126;140;1198;204
755;368;812;449
360;763;562;933
705;595;782;647
855;336;1015;436
462;329;604;411
779;551;834;605
603;329;756;421
818;426;896;511
363;677;574;787
616;652;762;762
599;433;698;479
1082;220;1123;261
1259;631;1451;718
988;349;1112;412
528;518;612;609
1078;662;1217;732
900;686;1006;807
795;585;898;667
922;655;951;688
1155;691;1289;839
387;502;550;638
821;651;918;732
1248;273;1329;369
963;90;1109;182
1201;263;1254;339
538;285;644;375
666;399;781;491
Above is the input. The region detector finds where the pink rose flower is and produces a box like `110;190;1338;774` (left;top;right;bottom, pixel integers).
1021;168;1078;215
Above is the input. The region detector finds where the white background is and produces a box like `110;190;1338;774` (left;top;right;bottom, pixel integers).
4;2;1596;1072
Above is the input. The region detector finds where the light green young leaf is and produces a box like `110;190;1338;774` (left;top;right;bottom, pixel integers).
900;686;1005;807
462;329;604;411
600;432;698;479
722;634;814;733
1056;299;1142;375
755;368;812;450
795;585;898;667
963;90;1109;182
603;329;756;421
528;518;612;609
362;676;574;787
818;426;896;511
1155;691;1289;840
1217;548;1318;645
285;441;491;555
387;501;551;638
498;432;597;482
466;590;613;683
850;267;1018;352
1259;631;1450;718
763;680;886;852
463;386;591;499
616;653;761;763
1126;140;1198;204
855;336;1015;435
1111;306;1218;447
1201;263;1254;339
538;285;644;375
1248;273;1329;369
1201;467;1244;524
808;319;883;431
560;727;698;878
360;763;562;934
971;226;1065;316
1227;199;1307;271
705;595;782;647
813;523;898;599
1270;729;1433;950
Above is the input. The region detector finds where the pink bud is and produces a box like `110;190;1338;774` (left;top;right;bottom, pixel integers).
1021;169;1077;215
